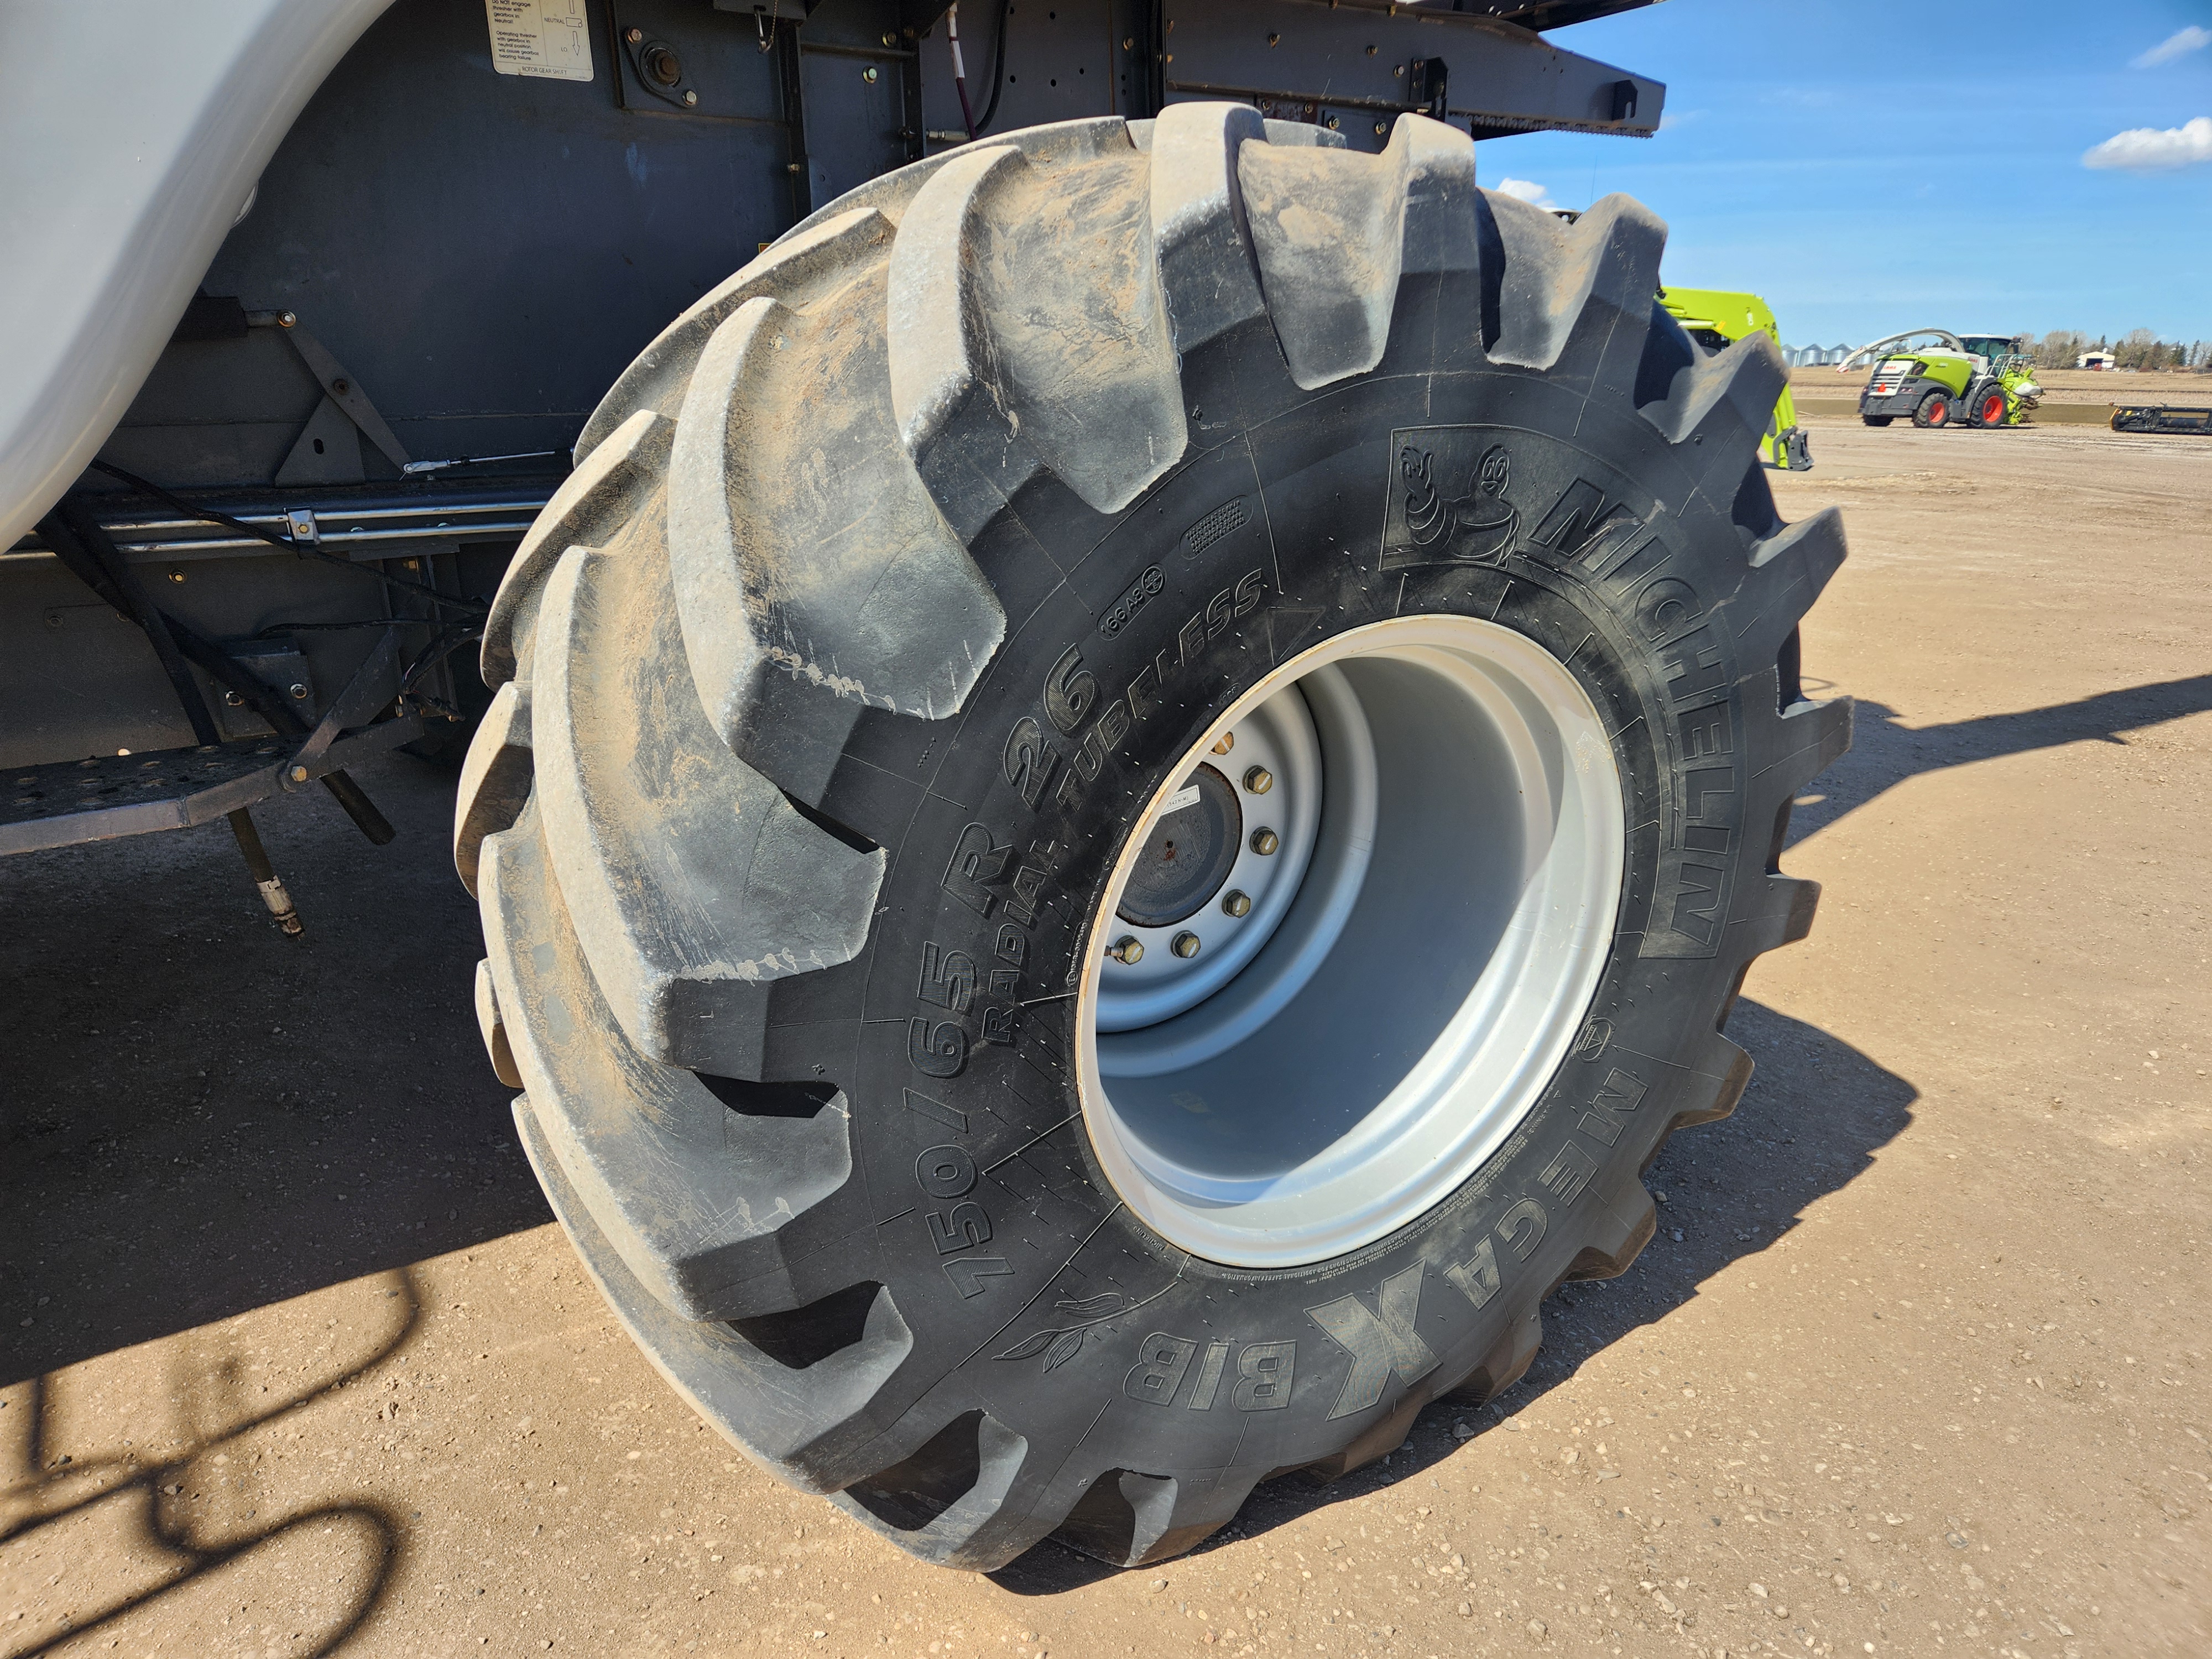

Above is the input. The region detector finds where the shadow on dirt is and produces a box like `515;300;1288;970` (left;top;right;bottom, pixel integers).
0;737;1936;1605
0;1270;418;1654
1788;672;2212;848
989;997;1918;1594
0;753;547;1388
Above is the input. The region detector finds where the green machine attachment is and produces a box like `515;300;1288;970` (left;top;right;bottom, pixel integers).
1658;286;1812;469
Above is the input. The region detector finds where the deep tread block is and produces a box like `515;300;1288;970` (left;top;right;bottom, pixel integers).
1728;873;1824;957
1481;191;1665;394
572;208;893;466
1640;329;1789;500
453;678;531;896
1565;1182;1659;1281
666;284;1004;805
1149;102;1272;355
1446;1306;1543;1406
514;1091;915;1488
1763;695;1855;802
1300;1392;1428;1483
1733;507;1850;673
532;538;883;1077
890;133;1185;531
1240;114;1477;389
481;811;855;1324
1055;1464;1266;1568
888;143;1034;540
482;408;669;687
830;1411;1047;1569
1665;1035;1757;1134
780;116;1134;257
473;958;520;1089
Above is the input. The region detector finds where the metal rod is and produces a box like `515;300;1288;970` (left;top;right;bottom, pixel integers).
226;808;303;936
947;4;978;139
48;503;223;748
83;460;488;615
400;449;563;477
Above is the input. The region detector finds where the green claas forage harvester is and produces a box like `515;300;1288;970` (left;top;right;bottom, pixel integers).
1658;287;1813;469
1844;328;2042;429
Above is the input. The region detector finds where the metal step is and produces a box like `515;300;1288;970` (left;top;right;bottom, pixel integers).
0;719;419;857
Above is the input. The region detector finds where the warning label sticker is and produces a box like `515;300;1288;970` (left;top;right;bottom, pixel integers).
485;0;594;82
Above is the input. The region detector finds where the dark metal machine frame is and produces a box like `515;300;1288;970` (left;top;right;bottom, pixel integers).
2;0;1662;927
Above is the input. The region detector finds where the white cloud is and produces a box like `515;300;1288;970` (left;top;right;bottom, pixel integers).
2132;25;2211;69
2082;114;2212;171
1494;176;1559;210
1656;109;1703;132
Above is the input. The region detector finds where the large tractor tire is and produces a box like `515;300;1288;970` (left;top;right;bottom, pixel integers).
456;108;1850;1572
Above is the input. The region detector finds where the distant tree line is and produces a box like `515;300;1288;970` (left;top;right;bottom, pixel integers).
2025;329;2211;370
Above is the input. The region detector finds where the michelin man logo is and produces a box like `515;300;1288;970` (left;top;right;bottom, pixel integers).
1381;429;1520;570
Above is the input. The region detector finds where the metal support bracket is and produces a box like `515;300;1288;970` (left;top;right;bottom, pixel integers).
247;309;413;471
283;628;401;786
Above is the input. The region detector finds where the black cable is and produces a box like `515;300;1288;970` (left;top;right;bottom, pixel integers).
974;0;1011;134
255;618;454;634
83;460;489;615
398;622;486;696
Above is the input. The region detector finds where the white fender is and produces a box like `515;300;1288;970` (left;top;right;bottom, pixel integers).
0;0;394;552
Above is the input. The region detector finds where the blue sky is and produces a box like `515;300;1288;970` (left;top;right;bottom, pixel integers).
1476;2;2212;349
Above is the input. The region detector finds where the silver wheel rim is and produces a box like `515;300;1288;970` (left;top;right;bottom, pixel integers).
1077;615;1626;1269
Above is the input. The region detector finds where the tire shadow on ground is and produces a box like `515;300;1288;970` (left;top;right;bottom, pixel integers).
1787;672;2212;849
989;998;1917;1594
0;752;546;1389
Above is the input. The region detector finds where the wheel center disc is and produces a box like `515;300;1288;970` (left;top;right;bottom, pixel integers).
1077;615;1626;1269
1115;764;1242;928
1094;682;1322;1033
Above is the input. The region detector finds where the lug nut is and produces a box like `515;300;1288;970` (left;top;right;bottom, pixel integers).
1251;828;1279;855
1172;932;1202;958
1107;936;1144;964
1243;765;1274;795
1221;889;1251;917
1211;732;1234;755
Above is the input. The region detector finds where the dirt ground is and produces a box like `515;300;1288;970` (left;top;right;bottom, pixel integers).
3;418;2209;1658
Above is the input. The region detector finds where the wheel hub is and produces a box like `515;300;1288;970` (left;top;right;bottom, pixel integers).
1095;684;1322;1031
1078;615;1626;1268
